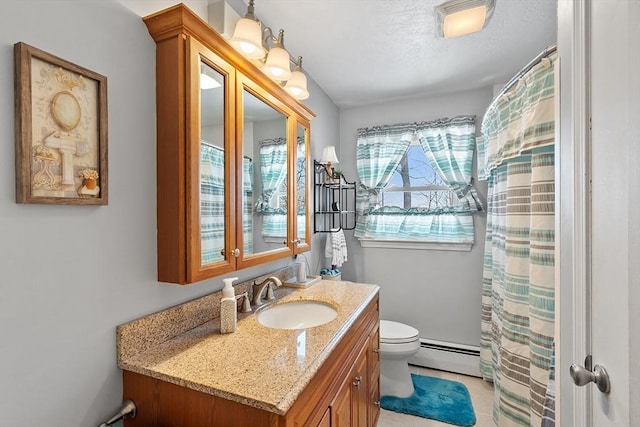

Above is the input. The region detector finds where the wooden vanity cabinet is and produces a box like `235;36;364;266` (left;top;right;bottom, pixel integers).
330;344;368;427
143;4;314;285
284;295;379;427
122;295;380;427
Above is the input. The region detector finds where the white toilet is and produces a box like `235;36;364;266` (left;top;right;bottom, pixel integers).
379;319;420;398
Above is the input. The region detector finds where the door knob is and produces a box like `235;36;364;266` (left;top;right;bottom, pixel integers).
569;361;611;394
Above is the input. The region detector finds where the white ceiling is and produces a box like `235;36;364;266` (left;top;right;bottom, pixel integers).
234;0;557;108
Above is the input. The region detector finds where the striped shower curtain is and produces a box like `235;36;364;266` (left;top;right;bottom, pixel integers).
478;53;556;426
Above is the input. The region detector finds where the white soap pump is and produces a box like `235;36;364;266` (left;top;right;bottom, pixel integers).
220;277;239;334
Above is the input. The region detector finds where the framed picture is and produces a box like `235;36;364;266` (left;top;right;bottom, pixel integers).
14;42;108;205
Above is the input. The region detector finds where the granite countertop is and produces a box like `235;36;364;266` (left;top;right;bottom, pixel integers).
117;280;379;415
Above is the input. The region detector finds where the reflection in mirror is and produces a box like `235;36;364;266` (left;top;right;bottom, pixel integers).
243;89;288;254
296;123;306;243
199;60;226;266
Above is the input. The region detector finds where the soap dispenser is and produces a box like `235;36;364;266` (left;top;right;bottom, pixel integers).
220;277;239;334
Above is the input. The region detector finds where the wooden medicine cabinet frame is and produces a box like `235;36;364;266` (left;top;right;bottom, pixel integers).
144;4;315;285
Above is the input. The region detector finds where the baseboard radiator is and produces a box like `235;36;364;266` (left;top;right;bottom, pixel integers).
408;338;481;378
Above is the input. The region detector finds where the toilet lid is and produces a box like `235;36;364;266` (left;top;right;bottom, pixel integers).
380;320;419;343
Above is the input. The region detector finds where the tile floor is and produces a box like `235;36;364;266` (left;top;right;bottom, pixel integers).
377;365;495;427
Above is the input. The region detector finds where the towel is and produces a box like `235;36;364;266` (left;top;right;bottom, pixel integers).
325;229;348;267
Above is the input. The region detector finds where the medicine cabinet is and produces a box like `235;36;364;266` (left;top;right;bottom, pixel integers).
144;4;314;284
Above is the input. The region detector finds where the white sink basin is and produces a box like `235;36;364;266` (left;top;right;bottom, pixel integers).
257;301;338;330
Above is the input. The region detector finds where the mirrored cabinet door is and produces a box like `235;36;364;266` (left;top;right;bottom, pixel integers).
293;121;311;253
145;5;316;284
237;73;293;268
187;39;236;281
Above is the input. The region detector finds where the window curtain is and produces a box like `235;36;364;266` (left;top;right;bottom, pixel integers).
256;137;287;213
296;137;306;237
258;137;307;239
418;116;483;211
200;143;226;264
478;53;556;427
256;137;287;238
242;157;253;254
355;118;477;243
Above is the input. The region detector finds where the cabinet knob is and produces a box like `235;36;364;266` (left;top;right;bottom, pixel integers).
352;375;362;387
374;400;380;407
221;248;240;257
373;349;380;354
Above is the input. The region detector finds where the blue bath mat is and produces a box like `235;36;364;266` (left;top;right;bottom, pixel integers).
380;374;476;426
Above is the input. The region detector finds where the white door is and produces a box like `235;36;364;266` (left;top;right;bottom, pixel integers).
558;0;640;425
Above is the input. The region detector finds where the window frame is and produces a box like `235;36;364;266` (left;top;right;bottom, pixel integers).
358;141;473;250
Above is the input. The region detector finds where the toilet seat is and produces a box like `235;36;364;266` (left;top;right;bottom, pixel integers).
380;320;419;344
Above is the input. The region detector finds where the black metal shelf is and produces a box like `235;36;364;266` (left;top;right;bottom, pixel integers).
313;160;356;233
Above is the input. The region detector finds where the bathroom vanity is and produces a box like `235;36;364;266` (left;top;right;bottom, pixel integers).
117;280;380;426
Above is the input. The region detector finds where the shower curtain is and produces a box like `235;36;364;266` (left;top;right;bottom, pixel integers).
478;52;557;427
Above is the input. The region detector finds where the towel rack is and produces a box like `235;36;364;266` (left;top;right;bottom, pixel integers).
99;399;137;427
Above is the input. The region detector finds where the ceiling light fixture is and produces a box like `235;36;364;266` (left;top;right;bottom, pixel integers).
435;0;496;38
230;0;309;100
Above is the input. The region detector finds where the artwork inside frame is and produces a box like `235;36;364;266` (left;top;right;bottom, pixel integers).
14;42;108;205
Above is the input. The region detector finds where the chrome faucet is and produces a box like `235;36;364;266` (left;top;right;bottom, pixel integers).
252;276;283;306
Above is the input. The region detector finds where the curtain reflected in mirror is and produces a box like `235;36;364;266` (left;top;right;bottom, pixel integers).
199;60;227;265
296;123;307;243
243;89;288;254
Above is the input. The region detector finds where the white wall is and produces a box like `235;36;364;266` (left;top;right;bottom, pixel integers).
338;88;493;346
0;1;338;425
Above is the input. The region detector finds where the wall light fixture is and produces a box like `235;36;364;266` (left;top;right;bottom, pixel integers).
230;0;310;100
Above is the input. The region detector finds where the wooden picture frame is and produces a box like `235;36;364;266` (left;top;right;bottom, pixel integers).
14;42;108;205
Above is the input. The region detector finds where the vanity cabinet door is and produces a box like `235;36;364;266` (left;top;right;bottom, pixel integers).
351;346;369;427
331;377;351;427
330;344;368;427
317;408;331;427
368;327;381;427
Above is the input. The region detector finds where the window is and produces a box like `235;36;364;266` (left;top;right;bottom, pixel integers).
380;144;459;211
262;141;306;240
268;154;305;212
354;116;480;250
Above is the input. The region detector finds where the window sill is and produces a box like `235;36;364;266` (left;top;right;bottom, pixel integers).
358;239;472;252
